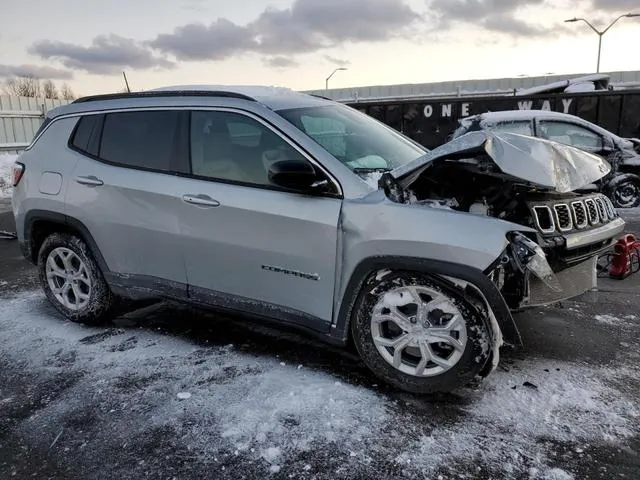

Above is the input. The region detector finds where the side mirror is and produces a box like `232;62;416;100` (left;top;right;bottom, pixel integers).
268;159;320;192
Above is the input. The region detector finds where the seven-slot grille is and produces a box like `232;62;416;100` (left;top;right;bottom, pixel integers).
530;195;618;235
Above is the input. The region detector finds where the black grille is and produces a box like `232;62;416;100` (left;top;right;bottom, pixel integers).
530;194;614;235
585;199;599;224
554;204;572;230
571;201;587;228
596;198;608;221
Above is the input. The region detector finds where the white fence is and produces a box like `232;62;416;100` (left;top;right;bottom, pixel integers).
0;95;71;154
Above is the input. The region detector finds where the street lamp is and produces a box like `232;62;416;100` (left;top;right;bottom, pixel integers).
325;67;347;90
565;13;640;73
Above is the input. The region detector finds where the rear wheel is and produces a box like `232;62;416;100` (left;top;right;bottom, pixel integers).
38;233;116;325
350;271;493;394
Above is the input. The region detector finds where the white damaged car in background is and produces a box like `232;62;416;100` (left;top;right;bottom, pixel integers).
451;110;640;208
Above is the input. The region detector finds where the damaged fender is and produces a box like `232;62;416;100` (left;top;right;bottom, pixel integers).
334;193;540;348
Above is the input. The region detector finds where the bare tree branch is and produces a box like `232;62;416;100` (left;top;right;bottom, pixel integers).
59;83;76;100
42;79;59;99
4;75;42;97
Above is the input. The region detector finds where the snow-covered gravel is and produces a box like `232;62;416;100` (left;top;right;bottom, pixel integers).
1;291;638;479
0;153;18;199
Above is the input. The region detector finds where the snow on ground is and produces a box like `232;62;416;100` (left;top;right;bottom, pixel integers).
0;153;18;199
594;313;637;327
1;292;638;479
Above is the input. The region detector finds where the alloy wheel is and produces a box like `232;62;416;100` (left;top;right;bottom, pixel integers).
46;247;92;311
370;285;467;377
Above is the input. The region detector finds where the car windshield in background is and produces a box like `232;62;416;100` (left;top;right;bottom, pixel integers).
277;104;426;171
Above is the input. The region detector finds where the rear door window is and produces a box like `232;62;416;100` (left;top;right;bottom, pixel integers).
99;110;182;171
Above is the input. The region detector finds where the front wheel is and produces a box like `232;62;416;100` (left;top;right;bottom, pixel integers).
607;174;640;208
350;271;493;394
38;233;116;325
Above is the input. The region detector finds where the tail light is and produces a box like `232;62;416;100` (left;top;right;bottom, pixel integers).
12;162;25;187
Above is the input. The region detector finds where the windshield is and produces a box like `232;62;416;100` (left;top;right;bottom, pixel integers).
276;104;426;171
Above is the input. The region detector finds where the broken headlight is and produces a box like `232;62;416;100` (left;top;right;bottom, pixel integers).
509;233;562;292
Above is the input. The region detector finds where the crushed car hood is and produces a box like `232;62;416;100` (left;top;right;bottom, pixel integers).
390;131;612;193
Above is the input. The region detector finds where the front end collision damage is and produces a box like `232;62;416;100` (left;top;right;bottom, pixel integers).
342;131;626;359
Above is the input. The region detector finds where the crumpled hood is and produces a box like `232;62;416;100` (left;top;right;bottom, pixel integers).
390;131;612;193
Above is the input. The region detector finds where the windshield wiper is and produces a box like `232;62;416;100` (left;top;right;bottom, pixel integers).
352;167;392;173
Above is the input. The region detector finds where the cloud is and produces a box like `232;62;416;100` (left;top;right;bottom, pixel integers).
591;0;640;11
430;0;543;22
428;0;560;37
181;0;208;13
149;19;254;61
149;0;423;60
29;34;175;75
482;14;548;36
0;64;73;80
324;55;351;67
264;56;299;68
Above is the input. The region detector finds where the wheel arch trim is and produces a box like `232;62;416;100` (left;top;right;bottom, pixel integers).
22;210;110;273
332;256;522;347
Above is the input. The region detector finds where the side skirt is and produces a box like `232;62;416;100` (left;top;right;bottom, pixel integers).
105;273;343;347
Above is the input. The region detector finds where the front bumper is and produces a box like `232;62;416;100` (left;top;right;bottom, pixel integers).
498;216;625;309
525;256;597;307
564;217;625;250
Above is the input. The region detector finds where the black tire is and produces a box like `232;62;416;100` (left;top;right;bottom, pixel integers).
38;232;116;325
350;270;493;394
607;175;640;208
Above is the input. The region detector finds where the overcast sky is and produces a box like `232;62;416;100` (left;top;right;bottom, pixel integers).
0;0;639;95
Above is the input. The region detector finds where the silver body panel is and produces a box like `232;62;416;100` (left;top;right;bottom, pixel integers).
64;155;189;287
175;176;342;321
11;87;624;340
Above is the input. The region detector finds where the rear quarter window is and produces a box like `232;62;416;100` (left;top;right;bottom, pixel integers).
69;114;104;156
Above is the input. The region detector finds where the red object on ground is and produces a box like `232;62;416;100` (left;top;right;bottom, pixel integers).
609;234;640;279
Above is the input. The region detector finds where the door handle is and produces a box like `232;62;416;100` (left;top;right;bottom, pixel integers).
182;194;220;207
76;175;104;187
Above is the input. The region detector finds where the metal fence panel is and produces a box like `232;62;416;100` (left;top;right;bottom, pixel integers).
0;95;71;153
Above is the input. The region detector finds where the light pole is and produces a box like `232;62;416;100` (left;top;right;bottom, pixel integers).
325;67;347;91
565;13;640;73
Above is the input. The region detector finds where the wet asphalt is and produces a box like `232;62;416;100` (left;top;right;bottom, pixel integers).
1;199;639;480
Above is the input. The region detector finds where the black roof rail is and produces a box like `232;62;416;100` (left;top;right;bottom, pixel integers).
72;90;257;104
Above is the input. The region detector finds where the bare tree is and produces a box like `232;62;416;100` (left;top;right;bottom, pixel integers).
42;79;58;99
4;76;41;97
59;83;76;100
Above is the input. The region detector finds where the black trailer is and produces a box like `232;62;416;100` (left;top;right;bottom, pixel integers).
346;88;640;149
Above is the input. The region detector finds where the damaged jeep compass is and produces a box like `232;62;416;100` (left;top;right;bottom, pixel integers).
11;86;625;394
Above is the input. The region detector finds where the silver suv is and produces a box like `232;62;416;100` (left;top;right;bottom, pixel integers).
10;86;625;393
